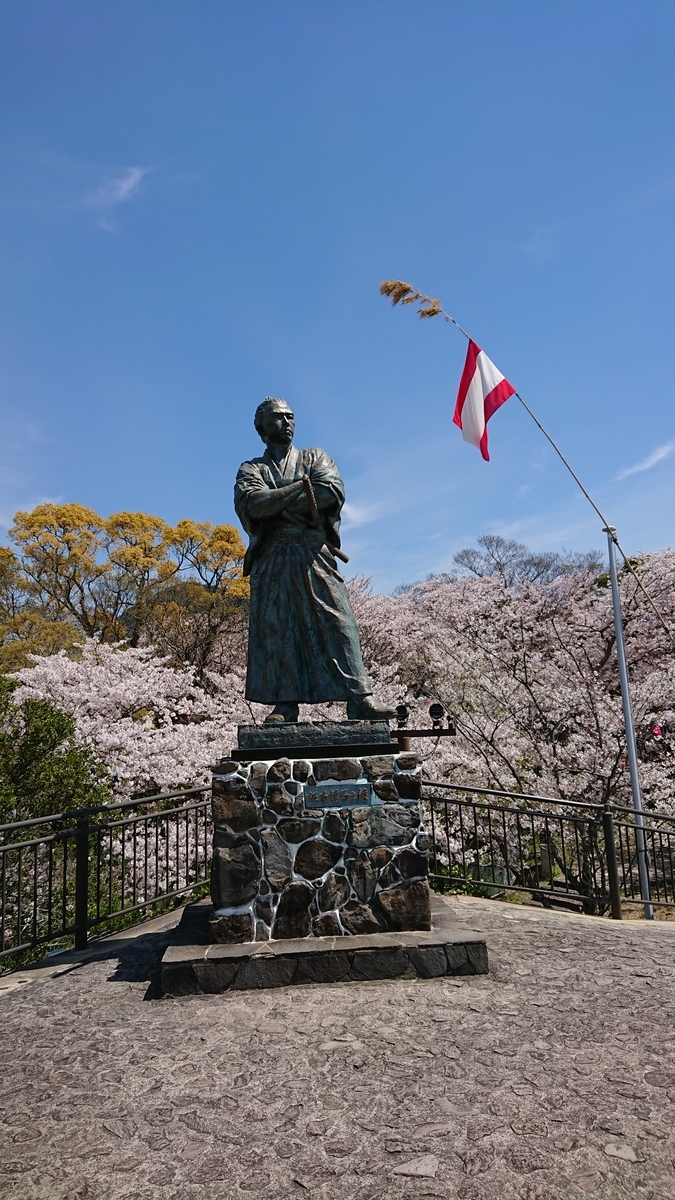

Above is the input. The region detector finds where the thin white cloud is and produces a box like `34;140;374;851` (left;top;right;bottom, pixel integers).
341;500;385;529
522;223;560;265
616;441;675;480
84;166;150;209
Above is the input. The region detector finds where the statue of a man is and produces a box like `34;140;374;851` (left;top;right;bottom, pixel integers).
234;398;396;724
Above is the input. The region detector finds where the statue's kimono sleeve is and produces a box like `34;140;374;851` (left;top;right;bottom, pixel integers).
234;459;267;535
234;458;269;575
303;448;345;550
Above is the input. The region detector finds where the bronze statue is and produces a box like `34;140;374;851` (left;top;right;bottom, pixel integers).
234;398;396;724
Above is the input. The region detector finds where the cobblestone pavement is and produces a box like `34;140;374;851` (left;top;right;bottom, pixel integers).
1;896;673;1200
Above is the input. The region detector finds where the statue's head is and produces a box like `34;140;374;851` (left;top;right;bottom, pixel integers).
254;397;295;447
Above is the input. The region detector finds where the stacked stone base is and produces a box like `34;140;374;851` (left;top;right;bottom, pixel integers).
161;896;489;995
210;748;431;943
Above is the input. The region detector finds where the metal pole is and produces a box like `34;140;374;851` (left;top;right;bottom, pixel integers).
605;528;653;919
74;812;90;950
602;804;623;920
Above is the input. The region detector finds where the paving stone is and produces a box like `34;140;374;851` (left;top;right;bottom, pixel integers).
467;941;489;974
210;840;261;908
3;893;674;1200
360;755;396;779
248;761;268;797
208;912;254;944
295;951;351;984
276;818;322;843
406;945;449;978
272;881;313;939
394;772;422;800
294;838;342;880
265;785;294;815
323;811;347;843
318;872;351;912
267;757;292;783
447;944;478;982
260;829;293;891
376;879;432;931
349;947;413;980
313;758;362;782
392;1153;438;1177
339;901;383;935
231;955;297;989
313;913;343;937
192;959;241;992
211;787;259;832
160;959;200;996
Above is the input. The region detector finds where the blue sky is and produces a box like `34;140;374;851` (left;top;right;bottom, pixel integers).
1;1;674;592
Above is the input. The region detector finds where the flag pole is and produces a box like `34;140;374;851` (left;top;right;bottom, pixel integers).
502;404;656;918
451;320;655;918
380;284;657;919
509;388;655;918
605;528;653;919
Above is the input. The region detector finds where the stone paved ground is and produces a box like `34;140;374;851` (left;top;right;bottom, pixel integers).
1;896;673;1200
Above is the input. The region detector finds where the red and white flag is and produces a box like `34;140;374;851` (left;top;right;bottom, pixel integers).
453;339;515;461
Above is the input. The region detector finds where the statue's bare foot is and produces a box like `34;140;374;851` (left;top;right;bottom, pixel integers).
346;694;397;720
264;702;299;724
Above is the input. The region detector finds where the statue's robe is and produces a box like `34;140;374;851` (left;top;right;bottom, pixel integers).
234;445;371;704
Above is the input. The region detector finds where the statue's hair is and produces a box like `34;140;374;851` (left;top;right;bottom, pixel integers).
254;396;292;437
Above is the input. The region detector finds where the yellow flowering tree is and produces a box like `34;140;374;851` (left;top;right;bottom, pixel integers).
3;505;248;675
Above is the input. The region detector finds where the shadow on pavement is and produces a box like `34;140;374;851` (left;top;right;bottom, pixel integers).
105;929;175;1000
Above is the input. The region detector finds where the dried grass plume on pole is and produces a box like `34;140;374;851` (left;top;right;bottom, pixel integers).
379;280;445;320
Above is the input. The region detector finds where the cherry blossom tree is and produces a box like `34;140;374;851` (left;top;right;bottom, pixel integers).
10;642;259;799
387;553;675;814
9;552;675;818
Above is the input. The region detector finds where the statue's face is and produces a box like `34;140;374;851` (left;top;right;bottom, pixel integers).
262;406;295;447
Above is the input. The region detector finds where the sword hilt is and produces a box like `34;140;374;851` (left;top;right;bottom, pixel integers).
301;474;349;564
302;474;321;525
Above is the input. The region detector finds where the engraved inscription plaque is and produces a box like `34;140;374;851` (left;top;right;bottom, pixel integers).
304;781;374;809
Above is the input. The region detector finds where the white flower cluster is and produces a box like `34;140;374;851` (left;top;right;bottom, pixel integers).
386;555;675;815
11;642;261;798
10;551;675;815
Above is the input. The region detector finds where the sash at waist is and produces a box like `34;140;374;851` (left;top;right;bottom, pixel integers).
266;521;328;545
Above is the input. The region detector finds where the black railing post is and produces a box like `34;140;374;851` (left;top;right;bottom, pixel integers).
74;812;90;950
602;804;622;920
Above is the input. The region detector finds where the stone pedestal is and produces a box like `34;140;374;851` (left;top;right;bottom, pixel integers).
161;895;489;995
209;724;431;944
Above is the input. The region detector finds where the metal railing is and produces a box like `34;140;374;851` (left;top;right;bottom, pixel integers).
424;782;675;917
3;778;674;964
0;787;211;963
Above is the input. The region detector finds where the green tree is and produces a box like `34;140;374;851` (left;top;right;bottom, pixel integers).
0;677;112;823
